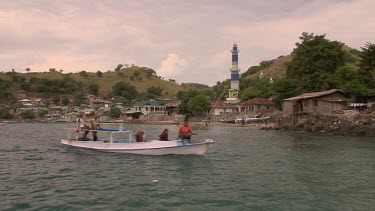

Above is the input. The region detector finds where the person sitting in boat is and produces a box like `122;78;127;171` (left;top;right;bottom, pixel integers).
135;128;145;142
159;129;169;141
77;124;89;141
90;114;100;141
178;120;197;143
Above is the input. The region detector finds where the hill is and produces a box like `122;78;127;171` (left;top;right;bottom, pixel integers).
0;66;189;102
242;45;361;80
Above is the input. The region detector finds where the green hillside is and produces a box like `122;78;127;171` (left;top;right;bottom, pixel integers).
243;45;361;81
0;66;187;102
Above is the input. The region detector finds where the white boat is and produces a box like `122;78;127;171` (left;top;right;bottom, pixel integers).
235;116;261;124
60;127;215;156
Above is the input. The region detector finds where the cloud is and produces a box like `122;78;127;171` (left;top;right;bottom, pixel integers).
157;53;189;80
0;0;374;85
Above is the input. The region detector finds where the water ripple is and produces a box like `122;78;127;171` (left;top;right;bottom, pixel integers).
1;123;375;210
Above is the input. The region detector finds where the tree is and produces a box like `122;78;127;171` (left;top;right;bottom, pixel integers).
88;83;99;96
212;80;230;101
21;82;31;92
25;68;30;74
20;110;35;119
79;71;88;77
177;90;199;114
114;64;124;72
0;78;11;90
53;96;60;104
112;82;138;101
242;59;274;78
359;42;375;75
74;95;85;106
144;68;156;78
61;96;70;106
240;87;262;101
96;70;103;77
271;78;303;110
147;86;162;97
239;78;272;101
333;66;375;102
287;32;345;92
0;107;12;119
187;95;211;116
38;108;49;118
110;107;121;119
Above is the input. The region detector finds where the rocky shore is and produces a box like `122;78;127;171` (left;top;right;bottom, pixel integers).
260;112;375;137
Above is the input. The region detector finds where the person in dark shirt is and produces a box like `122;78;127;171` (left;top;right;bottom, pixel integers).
135;128;145;142
159;129;169;141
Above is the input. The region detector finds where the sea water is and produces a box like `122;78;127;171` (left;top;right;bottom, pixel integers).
1;123;374;210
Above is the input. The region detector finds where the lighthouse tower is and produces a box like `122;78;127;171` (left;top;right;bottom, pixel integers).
226;43;240;102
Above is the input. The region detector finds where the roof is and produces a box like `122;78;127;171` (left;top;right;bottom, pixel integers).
284;89;344;101
93;99;112;104
212;101;238;109
133;101;165;107
241;98;273;105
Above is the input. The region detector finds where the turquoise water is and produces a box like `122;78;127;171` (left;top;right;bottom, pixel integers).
1;123;374;210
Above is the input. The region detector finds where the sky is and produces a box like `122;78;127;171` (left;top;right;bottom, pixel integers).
0;0;374;86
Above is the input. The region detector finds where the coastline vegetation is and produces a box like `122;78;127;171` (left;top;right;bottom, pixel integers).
0;32;374;117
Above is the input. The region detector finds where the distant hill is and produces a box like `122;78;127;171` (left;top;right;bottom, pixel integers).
0;66;194;101
242;45;361;80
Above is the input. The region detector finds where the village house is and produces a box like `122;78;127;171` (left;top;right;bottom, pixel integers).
133;101;166;115
18;99;32;106
92;99;113;110
283;89;351;115
32;99;44;107
165;103;179;116
48;106;64;120
210;101;239;116
239;98;274;115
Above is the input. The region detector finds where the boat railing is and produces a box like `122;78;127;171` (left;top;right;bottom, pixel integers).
65;125;133;143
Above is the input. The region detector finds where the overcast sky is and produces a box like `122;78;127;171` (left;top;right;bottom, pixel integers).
0;0;374;86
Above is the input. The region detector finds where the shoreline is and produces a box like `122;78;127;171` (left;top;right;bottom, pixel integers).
2;115;375;137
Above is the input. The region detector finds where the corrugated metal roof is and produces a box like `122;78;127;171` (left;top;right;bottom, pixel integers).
283;89;343;101
212;101;238;108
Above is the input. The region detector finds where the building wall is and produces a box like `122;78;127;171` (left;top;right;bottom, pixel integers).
241;104;275;115
316;101;347;114
283;97;348;115
212;108;237;115
283;101;294;115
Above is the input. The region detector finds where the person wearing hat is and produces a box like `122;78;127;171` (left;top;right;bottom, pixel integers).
178;120;197;143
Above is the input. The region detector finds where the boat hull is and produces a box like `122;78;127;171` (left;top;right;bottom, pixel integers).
60;139;215;155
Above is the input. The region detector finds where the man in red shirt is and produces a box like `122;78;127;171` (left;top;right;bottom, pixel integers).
178;120;197;143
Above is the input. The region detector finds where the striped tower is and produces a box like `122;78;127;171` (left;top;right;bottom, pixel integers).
226;43;240;101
